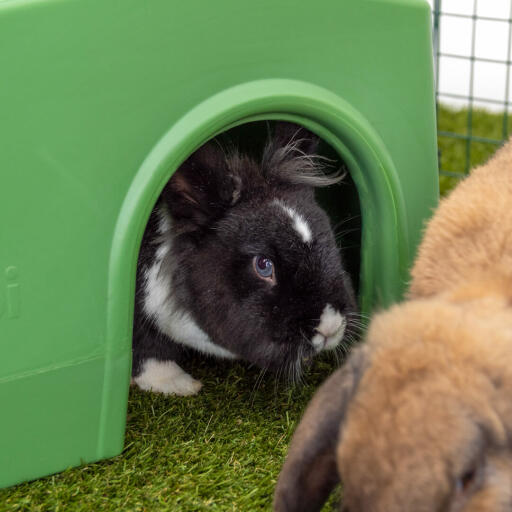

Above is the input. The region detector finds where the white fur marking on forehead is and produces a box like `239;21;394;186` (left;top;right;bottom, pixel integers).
311;304;347;353
273;199;312;243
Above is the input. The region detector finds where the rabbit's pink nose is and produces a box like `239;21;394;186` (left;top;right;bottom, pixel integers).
311;304;347;352
315;324;341;339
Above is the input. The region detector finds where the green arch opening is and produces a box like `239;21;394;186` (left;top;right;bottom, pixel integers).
98;79;408;454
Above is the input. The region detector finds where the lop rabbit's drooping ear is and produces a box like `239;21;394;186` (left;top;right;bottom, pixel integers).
274;346;368;512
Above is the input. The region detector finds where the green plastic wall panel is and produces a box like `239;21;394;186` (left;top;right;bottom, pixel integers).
0;0;438;488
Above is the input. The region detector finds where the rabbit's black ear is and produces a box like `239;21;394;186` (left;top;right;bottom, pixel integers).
274;346;368;512
273;121;320;155
265;122;343;188
161;140;241;228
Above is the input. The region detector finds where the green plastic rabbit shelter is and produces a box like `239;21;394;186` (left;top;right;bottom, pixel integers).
0;0;438;488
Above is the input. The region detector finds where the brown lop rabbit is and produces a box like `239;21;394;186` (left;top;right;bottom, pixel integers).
274;140;512;512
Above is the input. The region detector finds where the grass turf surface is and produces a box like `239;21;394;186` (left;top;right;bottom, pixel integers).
0;105;507;512
0;357;341;512
438;106;509;194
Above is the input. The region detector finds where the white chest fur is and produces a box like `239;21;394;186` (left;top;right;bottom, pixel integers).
142;207;237;360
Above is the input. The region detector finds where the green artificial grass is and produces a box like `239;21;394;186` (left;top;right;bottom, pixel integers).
0;105;506;512
438;105;509;194
0;356;343;512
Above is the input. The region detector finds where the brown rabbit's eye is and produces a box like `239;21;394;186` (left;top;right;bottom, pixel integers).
253;255;275;283
456;467;477;494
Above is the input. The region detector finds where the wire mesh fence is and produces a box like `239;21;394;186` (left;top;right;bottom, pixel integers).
432;0;512;188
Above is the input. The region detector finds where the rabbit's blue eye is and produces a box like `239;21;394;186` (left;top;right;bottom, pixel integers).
255;256;273;277
253;255;275;283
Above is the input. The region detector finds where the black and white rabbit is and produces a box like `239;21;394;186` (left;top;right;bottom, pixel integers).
132;122;357;395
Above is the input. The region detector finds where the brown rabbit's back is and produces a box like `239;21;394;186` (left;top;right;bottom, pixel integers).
410;142;512;298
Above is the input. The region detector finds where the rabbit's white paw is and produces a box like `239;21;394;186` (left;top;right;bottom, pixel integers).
133;358;202;396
